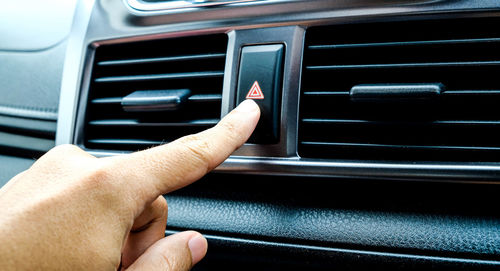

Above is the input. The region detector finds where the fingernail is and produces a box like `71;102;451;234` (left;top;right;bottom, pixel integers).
188;234;208;265
235;99;260;113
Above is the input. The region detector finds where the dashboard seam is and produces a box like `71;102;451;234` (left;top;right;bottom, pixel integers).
0;105;58;121
0;104;57;112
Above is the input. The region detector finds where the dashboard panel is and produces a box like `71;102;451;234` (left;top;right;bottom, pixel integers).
1;0;500;270
0;0;77;185
60;0;500;183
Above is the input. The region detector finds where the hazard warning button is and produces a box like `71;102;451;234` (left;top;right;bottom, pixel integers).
246;81;265;99
236;44;284;144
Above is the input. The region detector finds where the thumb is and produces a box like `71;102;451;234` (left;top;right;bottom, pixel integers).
126;231;207;271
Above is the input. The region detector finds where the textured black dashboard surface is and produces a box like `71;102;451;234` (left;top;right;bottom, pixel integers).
166;174;500;261
187;232;500;270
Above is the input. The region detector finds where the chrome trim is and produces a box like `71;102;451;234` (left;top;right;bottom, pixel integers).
126;0;295;12
221;26;304;157
87;150;500;183
56;0;96;145
217;158;500;183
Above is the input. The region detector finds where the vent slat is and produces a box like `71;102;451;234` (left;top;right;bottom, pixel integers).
307;61;500;71
84;34;227;151
303;91;350;96
88;119;218;127
88;139;165;146
97;53;226;66
308;37;500;50
299;18;500;162
303;90;500;97
301;141;500;152
302;119;500;127
91;97;122;104
91;94;222;106
188;94;222;102
442;90;500;96
94;71;224;83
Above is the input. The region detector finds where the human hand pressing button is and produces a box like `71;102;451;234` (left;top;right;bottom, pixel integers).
0;100;260;270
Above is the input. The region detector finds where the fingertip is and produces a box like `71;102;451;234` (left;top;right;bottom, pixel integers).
188;233;208;265
225;99;260;140
113;99;262;205
234;99;261;115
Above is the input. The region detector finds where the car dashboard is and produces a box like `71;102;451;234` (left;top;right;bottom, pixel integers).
1;0;500;270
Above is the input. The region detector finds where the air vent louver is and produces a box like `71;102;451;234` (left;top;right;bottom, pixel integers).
84;34;227;151
299;19;500;162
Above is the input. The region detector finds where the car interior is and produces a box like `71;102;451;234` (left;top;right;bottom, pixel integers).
1;0;499;270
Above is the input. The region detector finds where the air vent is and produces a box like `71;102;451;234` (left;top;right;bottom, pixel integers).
83;34;227;151
299;18;500;162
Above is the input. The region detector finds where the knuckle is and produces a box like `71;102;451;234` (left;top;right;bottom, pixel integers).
79;162;127;206
50;144;84;155
177;133;203;145
158;196;168;210
82;163;113;189
153;196;168;217
33;144;91;173
219;120;244;143
177;134;214;170
41;144;93;165
160;252;175;271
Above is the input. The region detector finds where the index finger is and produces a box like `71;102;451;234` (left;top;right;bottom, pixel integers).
109;99;260;204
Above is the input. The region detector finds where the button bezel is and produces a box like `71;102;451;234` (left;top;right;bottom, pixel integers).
222;26;304;157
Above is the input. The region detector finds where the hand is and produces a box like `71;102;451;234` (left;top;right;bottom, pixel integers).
0;100;260;270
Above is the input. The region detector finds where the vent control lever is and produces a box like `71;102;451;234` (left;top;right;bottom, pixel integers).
350;83;444;103
121;89;191;112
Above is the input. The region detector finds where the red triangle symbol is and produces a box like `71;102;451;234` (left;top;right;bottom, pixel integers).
246;81;265;99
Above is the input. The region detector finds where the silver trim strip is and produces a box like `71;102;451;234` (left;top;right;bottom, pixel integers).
86;150;500;183
126;0;295;12
56;0;96;145
217;158;500;183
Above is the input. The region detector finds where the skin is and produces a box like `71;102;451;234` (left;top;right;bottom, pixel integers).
0;99;261;271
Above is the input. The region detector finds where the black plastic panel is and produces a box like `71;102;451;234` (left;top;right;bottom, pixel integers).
178;232;500;271
166;174;500;261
